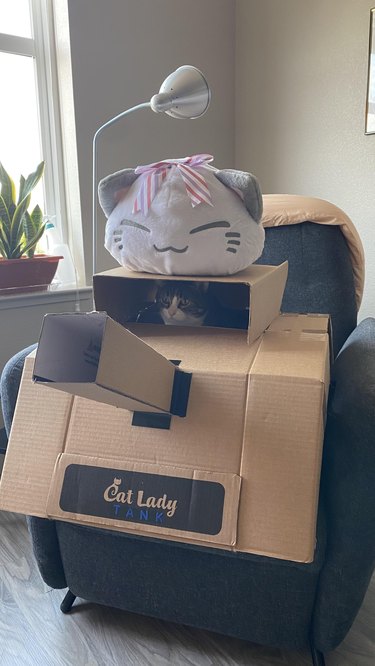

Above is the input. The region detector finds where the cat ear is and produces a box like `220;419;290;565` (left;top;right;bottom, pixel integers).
98;168;138;217
197;281;209;293
214;169;263;223
188;281;209;293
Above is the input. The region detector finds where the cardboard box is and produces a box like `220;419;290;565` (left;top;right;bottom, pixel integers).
0;262;331;562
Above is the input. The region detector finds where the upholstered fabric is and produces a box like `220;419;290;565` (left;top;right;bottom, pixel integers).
1;221;373;654
57;509;326;650
312;317;375;651
0;344;37;435
256;223;357;357
262;194;365;308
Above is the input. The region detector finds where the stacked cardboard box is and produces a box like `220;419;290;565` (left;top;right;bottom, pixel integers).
0;262;331;562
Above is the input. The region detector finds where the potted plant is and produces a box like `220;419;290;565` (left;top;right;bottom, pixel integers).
0;161;62;293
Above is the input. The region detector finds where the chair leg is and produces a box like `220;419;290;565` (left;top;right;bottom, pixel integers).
60;589;77;613
310;643;326;666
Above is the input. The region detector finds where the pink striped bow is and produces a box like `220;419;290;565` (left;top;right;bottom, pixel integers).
132;154;214;216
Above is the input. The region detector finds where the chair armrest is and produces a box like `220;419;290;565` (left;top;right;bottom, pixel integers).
313;318;375;651
323;317;375;552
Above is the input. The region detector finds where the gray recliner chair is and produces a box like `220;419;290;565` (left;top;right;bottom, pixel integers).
2;219;374;666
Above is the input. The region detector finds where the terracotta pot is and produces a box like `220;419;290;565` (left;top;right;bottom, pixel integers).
0;255;63;294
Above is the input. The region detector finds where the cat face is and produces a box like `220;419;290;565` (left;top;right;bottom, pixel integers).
155;282;208;326
101;163;264;276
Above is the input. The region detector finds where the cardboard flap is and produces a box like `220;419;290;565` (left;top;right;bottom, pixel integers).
267;313;330;334
33;311;106;383
33;312;191;415
246;262;288;344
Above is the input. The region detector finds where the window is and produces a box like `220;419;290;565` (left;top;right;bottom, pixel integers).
0;0;85;286
0;1;45;212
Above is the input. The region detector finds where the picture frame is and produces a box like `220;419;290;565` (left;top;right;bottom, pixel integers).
365;8;375;134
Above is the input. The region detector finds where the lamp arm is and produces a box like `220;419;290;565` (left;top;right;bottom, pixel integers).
92;101;151;276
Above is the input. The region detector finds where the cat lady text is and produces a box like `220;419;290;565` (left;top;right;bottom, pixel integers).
103;477;178;517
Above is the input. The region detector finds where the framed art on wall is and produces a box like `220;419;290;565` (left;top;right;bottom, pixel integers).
365;8;375;133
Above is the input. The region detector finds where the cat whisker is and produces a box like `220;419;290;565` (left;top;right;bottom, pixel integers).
225;232;241;238
226;248;237;253
227;240;240;246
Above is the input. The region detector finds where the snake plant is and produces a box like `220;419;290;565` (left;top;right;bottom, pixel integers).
0;161;47;259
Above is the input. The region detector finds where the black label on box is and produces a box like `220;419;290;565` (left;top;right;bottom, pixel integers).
59;464;225;535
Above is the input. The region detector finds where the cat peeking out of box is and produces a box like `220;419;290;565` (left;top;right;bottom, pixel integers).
136;280;249;330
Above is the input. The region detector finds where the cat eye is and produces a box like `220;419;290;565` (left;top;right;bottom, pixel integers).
189;221;230;234
120;219;151;233
180;297;190;306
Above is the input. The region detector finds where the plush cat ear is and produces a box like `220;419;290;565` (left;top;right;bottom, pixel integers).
214;169;263;223
98;168;138;217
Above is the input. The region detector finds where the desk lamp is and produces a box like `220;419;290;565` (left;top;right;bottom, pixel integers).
92;65;211;274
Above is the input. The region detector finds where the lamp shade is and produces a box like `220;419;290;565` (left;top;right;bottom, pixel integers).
150;65;211;119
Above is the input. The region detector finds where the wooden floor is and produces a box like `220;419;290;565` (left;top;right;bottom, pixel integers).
0;507;374;666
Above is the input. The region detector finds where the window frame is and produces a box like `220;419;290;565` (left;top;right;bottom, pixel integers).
0;0;86;287
31;0;68;241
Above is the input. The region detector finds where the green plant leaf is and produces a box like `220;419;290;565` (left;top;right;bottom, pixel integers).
0;237;7;258
0;221;11;258
16;218;27;250
18;161;45;205
0;194;11;234
18;175;26;204
8;202;16;221
19;222;46;258
10;242;23;259
30;204;44;233
0;163;16;210
10;194;31;247
23;206;45;255
23;210;35;244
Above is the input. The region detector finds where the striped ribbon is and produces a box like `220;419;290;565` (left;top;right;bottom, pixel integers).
132;154;214;215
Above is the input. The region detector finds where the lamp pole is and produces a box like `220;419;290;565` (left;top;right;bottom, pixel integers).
92;102;151;276
92;66;210;277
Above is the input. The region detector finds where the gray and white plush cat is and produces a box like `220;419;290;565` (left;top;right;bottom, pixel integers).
98;154;264;276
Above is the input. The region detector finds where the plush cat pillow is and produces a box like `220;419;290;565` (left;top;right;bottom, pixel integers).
98;154;264;276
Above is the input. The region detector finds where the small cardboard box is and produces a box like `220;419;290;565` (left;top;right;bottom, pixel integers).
32;311;192;416
0;262;331;562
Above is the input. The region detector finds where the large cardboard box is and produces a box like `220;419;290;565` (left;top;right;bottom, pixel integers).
0;262;331;562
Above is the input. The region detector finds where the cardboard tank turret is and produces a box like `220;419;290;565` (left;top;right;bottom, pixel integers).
0;157;331;563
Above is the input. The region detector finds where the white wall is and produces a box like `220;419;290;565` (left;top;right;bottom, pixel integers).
236;0;375;320
66;0;236;277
